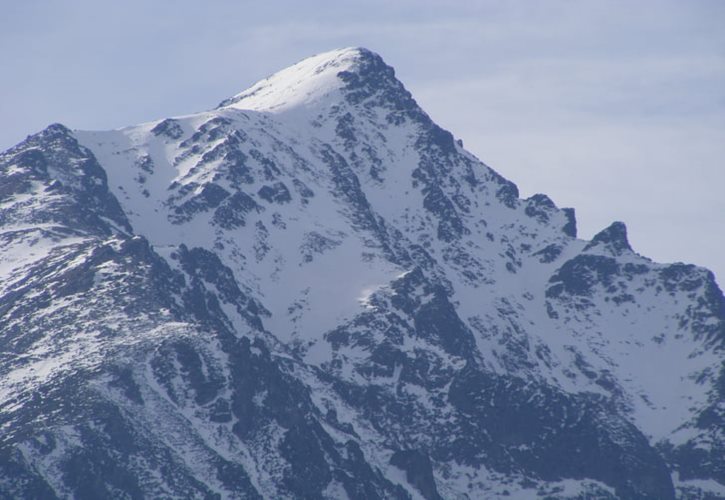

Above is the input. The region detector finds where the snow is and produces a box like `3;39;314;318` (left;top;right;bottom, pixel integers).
673;471;725;498
437;461;617;499
220;47;363;113
76;100;408;368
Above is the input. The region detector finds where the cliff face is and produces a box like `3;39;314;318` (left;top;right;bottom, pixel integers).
1;48;722;499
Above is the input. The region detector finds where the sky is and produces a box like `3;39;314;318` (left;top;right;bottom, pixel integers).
2;0;724;284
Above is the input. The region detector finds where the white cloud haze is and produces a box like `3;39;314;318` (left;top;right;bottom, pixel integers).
1;0;723;282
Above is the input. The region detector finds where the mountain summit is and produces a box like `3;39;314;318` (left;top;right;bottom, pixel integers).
1;48;723;499
218;47;383;112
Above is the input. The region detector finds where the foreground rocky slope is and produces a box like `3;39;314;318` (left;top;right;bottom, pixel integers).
1;48;723;499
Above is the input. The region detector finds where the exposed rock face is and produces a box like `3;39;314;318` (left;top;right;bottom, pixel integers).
1;48;722;499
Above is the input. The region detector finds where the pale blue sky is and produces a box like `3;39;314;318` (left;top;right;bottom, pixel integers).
2;0;724;283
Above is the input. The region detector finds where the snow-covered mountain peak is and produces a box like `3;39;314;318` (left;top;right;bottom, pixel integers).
218;47;386;113
2;48;724;500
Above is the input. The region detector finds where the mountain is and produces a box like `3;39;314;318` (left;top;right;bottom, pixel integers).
1;47;723;499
